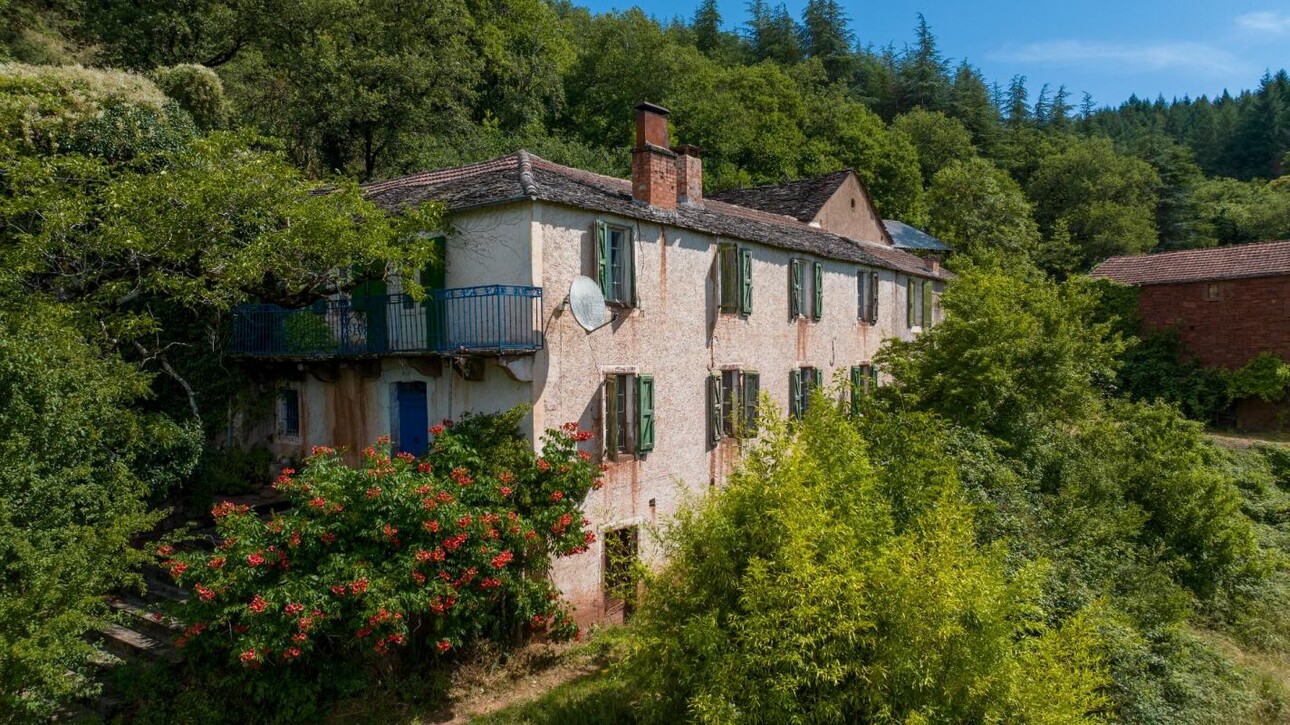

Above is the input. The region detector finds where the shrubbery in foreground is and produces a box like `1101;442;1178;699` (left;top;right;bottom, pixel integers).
163;409;599;718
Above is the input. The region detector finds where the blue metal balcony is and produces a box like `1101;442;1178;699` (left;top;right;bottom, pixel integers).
230;285;544;358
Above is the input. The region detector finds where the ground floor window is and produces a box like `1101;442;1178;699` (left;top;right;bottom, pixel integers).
603;526;640;617
790;367;821;419
709;369;760;443
279;387;301;438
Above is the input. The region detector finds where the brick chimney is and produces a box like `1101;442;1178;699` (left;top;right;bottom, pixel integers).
672;144;702;206
631;102;677;210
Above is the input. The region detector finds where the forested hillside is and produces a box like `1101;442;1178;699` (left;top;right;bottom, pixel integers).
5;0;1289;275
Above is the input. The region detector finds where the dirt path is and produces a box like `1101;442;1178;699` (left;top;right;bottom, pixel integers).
425;645;606;724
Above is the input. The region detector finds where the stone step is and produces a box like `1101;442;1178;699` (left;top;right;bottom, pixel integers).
140;564;189;604
108;596;182;644
93;623;181;664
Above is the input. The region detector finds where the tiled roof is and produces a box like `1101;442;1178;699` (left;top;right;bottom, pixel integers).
883;220;953;252
363;153;950;281
1091;241;1290;285
704;171;851;223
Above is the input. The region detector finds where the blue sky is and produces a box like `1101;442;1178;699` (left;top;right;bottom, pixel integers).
577;0;1290;106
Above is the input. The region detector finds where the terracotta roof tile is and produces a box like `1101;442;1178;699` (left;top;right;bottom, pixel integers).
361;152;950;281
1091;241;1290;285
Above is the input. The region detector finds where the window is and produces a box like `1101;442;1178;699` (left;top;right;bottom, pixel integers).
790;259;823;321
604;526;640;616
279;387;301;438
858;269;879;323
1206;283;1220;301
849;364;874;415
789;367;821;419
708;369;760;443
596;221;634;306
906;276;925;329
719;244;753;315
605;373;654;458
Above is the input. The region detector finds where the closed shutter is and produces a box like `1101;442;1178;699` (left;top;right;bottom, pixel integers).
857;270;865;321
707;373;723;445
790;259;802;318
740;247;753;316
870;364;879;389
923;277;933;326
812;262;823;321
869;271;880;324
850;365;862;416
637;374;655;453
596;221;610;294
626;227;637;307
604;375;619;460
790;368;802;419
742;371;759;435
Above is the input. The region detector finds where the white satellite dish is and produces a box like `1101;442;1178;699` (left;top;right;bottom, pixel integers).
569;275;610;332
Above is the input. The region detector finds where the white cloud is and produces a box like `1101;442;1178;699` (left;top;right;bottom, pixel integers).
989;40;1241;76
1235;11;1290;34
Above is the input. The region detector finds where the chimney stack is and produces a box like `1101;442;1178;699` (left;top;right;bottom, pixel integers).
672;144;702;206
631;102;677;210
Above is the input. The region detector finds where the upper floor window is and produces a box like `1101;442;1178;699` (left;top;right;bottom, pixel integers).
1205;283;1220;301
718;243;753;316
604;372;654;458
596;221;635;306
708;369;760;444
858;269;879;324
790;259;823;321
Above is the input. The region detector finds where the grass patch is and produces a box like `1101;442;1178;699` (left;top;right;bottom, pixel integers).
470;670;638;725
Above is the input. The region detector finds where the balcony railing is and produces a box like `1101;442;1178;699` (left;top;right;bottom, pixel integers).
230;285;544;358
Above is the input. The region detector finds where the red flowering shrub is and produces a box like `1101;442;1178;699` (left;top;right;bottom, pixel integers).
163;409;597;711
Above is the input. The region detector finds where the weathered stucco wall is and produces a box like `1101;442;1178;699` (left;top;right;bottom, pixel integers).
811;174;891;244
529;201;934;624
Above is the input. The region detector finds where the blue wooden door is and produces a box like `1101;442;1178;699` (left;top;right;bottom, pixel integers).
395;382;428;457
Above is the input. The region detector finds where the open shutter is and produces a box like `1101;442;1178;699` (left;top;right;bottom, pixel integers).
627;226;637;307
922;280;934;327
742;371;760;435
604;375;619;460
789;259;802;318
850;365;862;416
869;271;880;324
596;221;610;294
707;373;723;445
789;368;802;419
637;374;654;453
870;364;879;390
718;243;735;312
740;247;753;316
812;262;823;321
857;270;865;321
906;277;915;328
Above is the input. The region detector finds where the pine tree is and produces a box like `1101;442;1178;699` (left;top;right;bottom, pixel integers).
1050;85;1072;130
800;0;853;82
949;61;999;149
1080;92;1097;118
1033;83;1052;125
1006;75;1030;126
693;0;722;55
895;13;950;112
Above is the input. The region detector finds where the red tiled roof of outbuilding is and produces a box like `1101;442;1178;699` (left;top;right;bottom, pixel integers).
1091;241;1290;285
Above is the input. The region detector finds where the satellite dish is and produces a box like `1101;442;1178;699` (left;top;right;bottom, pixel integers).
569;275;610;332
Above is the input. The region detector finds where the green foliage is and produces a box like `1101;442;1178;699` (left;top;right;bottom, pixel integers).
283;310;336;354
1228;352;1290;403
623;396;1110;723
926;157;1041;263
891;107;976;186
148;64;229;131
0;289;164;719
1193;177;1290;246
165;411;600;720
196;443;274;499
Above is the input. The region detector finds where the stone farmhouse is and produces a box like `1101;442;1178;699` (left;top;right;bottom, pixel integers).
229;103;952;624
1093;240;1290;429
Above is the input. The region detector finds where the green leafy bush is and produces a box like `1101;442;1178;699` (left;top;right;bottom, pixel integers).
195;443;274;499
1228;352;1290;403
623;395;1110;723
148;64;228;131
164;409;600;720
283;311;337;354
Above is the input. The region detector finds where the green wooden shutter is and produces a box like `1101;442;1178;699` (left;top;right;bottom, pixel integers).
857;270;865;321
707;373;722;445
742;371;760;435
627;226;637;306
869;271;880;324
870;364;879;390
812;262;823;321
604;375;619;460
790;368;802;419
790;259;802;318
718;243;736;312
906;277;915;328
922;280;934;327
352;278;389;354
850;365;862;416
740;247;753;316
637;374;654;453
596;221;610;294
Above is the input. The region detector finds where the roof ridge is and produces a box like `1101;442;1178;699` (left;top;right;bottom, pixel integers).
1102;239;1290;264
711;169;853;195
360;152;524;194
516;149;538;198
